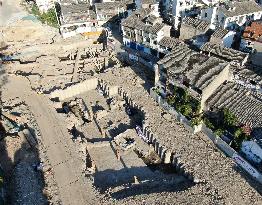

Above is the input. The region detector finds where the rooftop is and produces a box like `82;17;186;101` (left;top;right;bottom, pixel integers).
218;0;262;17
60;3;96;25
182;17;210;31
158;46;228;90
158;36;186;50
243;21;262;41
122;9;168;34
95;2;126;10
211;27;230;39
200;42;248;64
206;81;262;131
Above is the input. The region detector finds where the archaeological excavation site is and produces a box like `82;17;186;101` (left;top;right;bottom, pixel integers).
1;2;262;204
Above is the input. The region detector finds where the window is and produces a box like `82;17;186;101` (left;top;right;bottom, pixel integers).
216;15;218;20
221;17;225;23
153;40;157;45
204;12;207;18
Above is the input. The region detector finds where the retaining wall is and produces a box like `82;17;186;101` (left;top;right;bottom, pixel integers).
50;78;98;101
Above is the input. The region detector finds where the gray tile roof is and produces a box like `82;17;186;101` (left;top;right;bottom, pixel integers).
95;2;126;10
122;9;166;34
218;0;262;17
206;81;262;130
158;45;228;90
145;22;165;34
182;17;210;31
141;0;158;4
211;28;230;39
200;42;248;64
60;3;96;25
158;36;186;49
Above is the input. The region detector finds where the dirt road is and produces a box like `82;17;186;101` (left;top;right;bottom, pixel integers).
3;76;99;205
0;0;27;27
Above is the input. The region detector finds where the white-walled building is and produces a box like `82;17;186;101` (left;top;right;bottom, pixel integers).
161;0;203;29
200;0;262;30
36;0;55;13
121;9;171;66
56;2;102;38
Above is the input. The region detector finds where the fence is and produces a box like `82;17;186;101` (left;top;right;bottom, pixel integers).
150;87;262;184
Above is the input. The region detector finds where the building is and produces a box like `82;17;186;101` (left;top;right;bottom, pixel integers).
200;0;262;30
155;44;231;111
94;2;128;26
161;0;203;29
206;80;262;136
158;36;186;54
135;0;160;17
121;9;171;65
179;17;210;41
209;27;235;48
200;42;249;66
240;21;262;67
56;1;102;38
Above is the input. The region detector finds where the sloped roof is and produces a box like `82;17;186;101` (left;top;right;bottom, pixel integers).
218;0;262;17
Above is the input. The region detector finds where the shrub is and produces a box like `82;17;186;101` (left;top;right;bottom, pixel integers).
167;95;176;105
203;117;215;130
223;108;238;127
191;116;202;126
180;103;192;118
214;128;224;137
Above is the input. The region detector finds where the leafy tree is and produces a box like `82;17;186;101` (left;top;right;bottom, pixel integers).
180;103;192;118
30;5;58;28
223;108;238;127
191;116;202;126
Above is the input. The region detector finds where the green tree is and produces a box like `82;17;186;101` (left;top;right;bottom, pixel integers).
214;128;224;137
223;108;238;127
167;95;176;105
203;117;215;130
180;103;192;118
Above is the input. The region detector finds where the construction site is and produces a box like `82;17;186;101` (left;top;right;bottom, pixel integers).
1;1;262;205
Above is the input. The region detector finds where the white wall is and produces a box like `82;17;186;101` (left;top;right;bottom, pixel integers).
242;141;262;164
223;31;235;48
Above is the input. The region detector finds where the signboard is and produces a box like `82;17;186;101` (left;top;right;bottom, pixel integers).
128;53;138;61
232;153;260;179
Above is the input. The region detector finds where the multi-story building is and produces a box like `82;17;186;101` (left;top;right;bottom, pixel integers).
200;0;262;30
121;9;171;65
56;1;102;38
240;21;262;67
94;2;128;26
161;0;204;29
